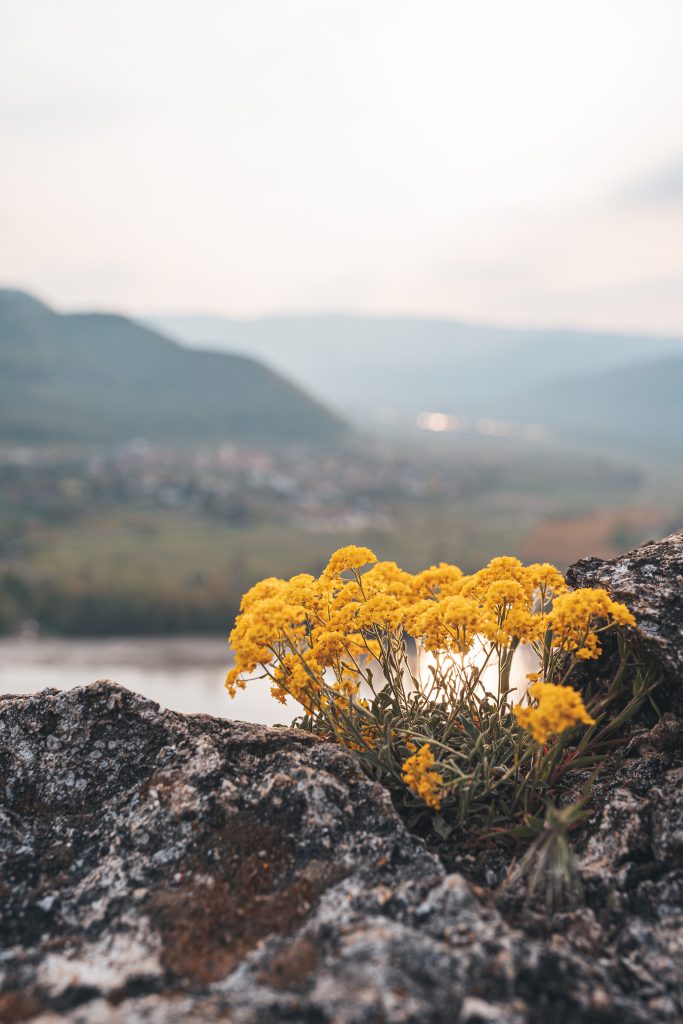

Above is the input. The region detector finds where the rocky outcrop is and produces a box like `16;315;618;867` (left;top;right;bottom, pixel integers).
1;532;682;1023
568;528;683;714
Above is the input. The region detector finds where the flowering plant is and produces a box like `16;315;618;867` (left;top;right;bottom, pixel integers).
226;546;654;849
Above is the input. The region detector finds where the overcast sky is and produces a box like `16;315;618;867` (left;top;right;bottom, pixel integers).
2;0;682;332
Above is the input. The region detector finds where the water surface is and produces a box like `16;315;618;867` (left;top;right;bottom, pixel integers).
0;636;292;725
0;635;537;725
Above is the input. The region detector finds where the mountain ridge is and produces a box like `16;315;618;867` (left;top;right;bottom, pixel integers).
147;312;683;414
0;290;344;445
147;312;683;454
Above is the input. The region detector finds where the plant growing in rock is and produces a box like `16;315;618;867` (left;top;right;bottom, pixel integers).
226;546;655;850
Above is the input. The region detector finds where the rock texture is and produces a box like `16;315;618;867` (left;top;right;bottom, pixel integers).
568;528;683;714
0;531;682;1023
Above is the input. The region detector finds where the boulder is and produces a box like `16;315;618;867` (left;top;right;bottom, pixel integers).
0;531;682;1023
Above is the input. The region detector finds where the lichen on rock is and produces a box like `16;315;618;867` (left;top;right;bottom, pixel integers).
0;530;682;1023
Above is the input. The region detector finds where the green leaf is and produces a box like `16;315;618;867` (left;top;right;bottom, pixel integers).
432;812;453;839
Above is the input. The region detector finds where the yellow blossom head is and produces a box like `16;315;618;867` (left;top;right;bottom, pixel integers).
238;576;288;612
514;683;595;744
526;563;568;598
323;545;378;578
401;743;445;810
362;560;416;600
412;563;464;599
549;588;636;659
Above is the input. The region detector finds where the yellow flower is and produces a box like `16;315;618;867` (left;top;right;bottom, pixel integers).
285;573;318;611
238;576;288;612
514;683;595;744
481;604;548;645
225;614;276;694
273;651;323;709
401;743;445;810
325;582;363;631
406;595;482;653
549;588;636;659
323;545;378;578
462;556;535;602
226;580;310;696
232;596;302;650
412;563;464;599
225;552;632;740
404;602;447;651
403;598;437;634
440;595;484;646
362;560;416;599
478;577;546;644
526;563;568;597
310;629;347;666
225;665;247;698
484;579;527;609
355;593;404;631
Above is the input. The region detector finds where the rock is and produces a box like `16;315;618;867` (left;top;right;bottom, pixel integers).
0;531;682;1022
572;751;683;1023
567;528;683;714
0;680;680;1023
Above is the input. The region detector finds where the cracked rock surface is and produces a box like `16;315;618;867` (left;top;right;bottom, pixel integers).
1;531;682;1023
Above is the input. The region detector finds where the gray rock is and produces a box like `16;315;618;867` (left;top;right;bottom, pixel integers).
0;531;682;1022
567;528;683;713
0;682;680;1024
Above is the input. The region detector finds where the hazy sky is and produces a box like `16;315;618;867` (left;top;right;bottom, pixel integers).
2;0;683;331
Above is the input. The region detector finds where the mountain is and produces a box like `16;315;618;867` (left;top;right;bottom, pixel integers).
0;291;344;445
146;313;683;424
530;357;683;452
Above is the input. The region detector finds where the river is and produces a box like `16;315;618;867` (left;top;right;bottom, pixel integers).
0;636;292;725
0;635;537;725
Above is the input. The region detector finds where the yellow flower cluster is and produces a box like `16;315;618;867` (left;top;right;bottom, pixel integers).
225;546;639;816
401;743;445;809
226;546;635;722
226;545;386;705
549;587;636;659
402;556;567;652
513;682;596;743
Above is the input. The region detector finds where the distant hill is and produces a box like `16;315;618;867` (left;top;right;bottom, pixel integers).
0;291;344;445
147;313;683;454
147;313;683;415
531;357;683;451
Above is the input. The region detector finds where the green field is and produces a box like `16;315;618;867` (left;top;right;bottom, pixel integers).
3;491;676;637
2;432;680;637
1;498;522;634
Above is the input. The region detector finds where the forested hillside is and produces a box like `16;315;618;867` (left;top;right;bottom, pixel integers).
0;291;343;445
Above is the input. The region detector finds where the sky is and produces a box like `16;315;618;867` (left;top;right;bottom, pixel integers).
1;0;683;332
